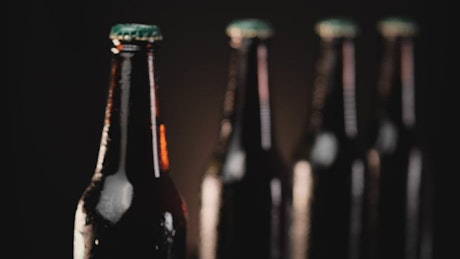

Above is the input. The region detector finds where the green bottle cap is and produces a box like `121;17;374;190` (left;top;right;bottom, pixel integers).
315;18;358;39
226;18;274;39
109;23;163;42
377;16;418;37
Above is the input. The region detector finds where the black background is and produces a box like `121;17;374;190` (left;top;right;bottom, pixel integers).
10;0;453;258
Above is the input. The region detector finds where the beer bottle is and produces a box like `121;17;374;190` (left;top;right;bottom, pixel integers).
371;16;434;259
198;18;291;259
73;23;187;259
289;18;374;259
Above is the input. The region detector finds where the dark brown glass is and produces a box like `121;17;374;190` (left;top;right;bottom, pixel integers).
73;37;187;259
198;36;291;259
369;22;434;259
289;29;377;259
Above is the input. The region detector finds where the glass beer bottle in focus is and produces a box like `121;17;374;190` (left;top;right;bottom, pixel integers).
73;23;187;259
289;18;376;259
370;16;434;259
198;19;291;259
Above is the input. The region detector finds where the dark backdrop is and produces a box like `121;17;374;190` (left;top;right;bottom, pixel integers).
10;0;452;258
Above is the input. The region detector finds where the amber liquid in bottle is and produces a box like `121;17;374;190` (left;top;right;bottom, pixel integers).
370;17;434;259
73;24;187;259
198;19;291;259
289;18;375;259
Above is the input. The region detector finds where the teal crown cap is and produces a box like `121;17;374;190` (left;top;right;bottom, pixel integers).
377;16;418;37
315;18;358;38
226;18;274;39
109;23;163;42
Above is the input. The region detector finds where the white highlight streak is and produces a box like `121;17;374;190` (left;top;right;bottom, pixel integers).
257;44;272;150
291;161;313;259
401;40;416;128
349;159;364;259
342;40;358;138
405;148;422;259
148;53;161;178
199;175;222;259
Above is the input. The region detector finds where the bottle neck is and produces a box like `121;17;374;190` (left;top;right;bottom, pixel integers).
308;38;358;139
96;41;169;178
376;37;416;130
216;38;276;154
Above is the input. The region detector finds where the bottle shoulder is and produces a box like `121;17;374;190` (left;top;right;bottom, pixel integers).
291;127;373;171
202;145;289;183
79;170;185;214
370;116;423;154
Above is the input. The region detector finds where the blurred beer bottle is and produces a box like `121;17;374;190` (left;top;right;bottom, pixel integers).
198;18;291;259
289;18;376;259
370;16;434;259
73;23;187;259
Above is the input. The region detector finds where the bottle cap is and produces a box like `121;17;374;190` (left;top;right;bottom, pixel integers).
109;23;163;42
226;18;274;39
377;16;418;38
315;18;358;39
